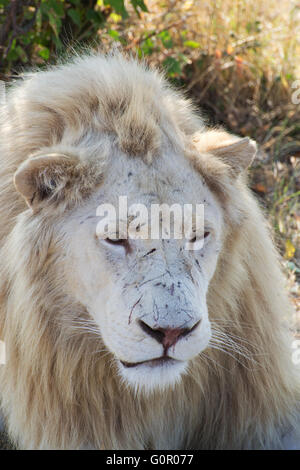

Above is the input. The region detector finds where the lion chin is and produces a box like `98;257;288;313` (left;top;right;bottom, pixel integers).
117;358;188;392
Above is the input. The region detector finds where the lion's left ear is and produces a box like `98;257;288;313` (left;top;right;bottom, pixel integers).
193;130;257;176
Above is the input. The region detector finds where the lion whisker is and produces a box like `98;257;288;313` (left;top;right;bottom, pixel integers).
200;351;233;374
208;341;261;371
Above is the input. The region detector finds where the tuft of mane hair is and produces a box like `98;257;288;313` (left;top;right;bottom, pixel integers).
0;52;299;449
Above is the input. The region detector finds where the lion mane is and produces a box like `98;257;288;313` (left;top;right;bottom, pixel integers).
0;53;299;449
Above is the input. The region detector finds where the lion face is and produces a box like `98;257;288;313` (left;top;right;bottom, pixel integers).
63;149;224;392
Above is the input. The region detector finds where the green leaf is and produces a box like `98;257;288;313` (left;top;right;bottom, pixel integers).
183;40;201;49
48;0;65;18
6;38;17;62
38;46;50;60
21;32;35;46
108;29;120;40
40;1;50;15
162;57;182;77
86;9;104;24
140;37;155;55
53;35;63;50
104;0;128;19
48;12;62;38
15;45;28;63
130;0;148;14
67;8;81;27
158;30;173;49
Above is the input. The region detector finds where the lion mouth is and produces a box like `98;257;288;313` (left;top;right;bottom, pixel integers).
120;357;179;368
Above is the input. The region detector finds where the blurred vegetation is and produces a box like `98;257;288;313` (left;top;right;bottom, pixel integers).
0;0;147;71
0;0;299;318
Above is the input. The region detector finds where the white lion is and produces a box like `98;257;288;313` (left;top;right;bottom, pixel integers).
0;53;299;449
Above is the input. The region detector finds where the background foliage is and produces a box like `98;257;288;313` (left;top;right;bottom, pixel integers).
0;0;147;71
0;0;299;318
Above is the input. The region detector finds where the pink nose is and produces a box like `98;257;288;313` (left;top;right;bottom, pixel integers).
161;328;186;350
138;320;201;353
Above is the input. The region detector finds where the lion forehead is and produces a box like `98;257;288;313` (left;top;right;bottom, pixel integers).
6;53;204;171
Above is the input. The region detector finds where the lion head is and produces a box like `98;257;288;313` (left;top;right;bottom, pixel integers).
12;63;255;393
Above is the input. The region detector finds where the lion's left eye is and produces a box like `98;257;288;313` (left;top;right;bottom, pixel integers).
184;231;211;251
189;231;210;243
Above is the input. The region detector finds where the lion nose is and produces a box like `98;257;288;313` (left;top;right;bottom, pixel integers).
138;320;200;350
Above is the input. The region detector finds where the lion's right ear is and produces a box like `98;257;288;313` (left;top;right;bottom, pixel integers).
14;153;75;211
193;130;257;177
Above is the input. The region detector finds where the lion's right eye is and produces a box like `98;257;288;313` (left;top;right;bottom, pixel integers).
105;237;128;246
102;237;131;254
